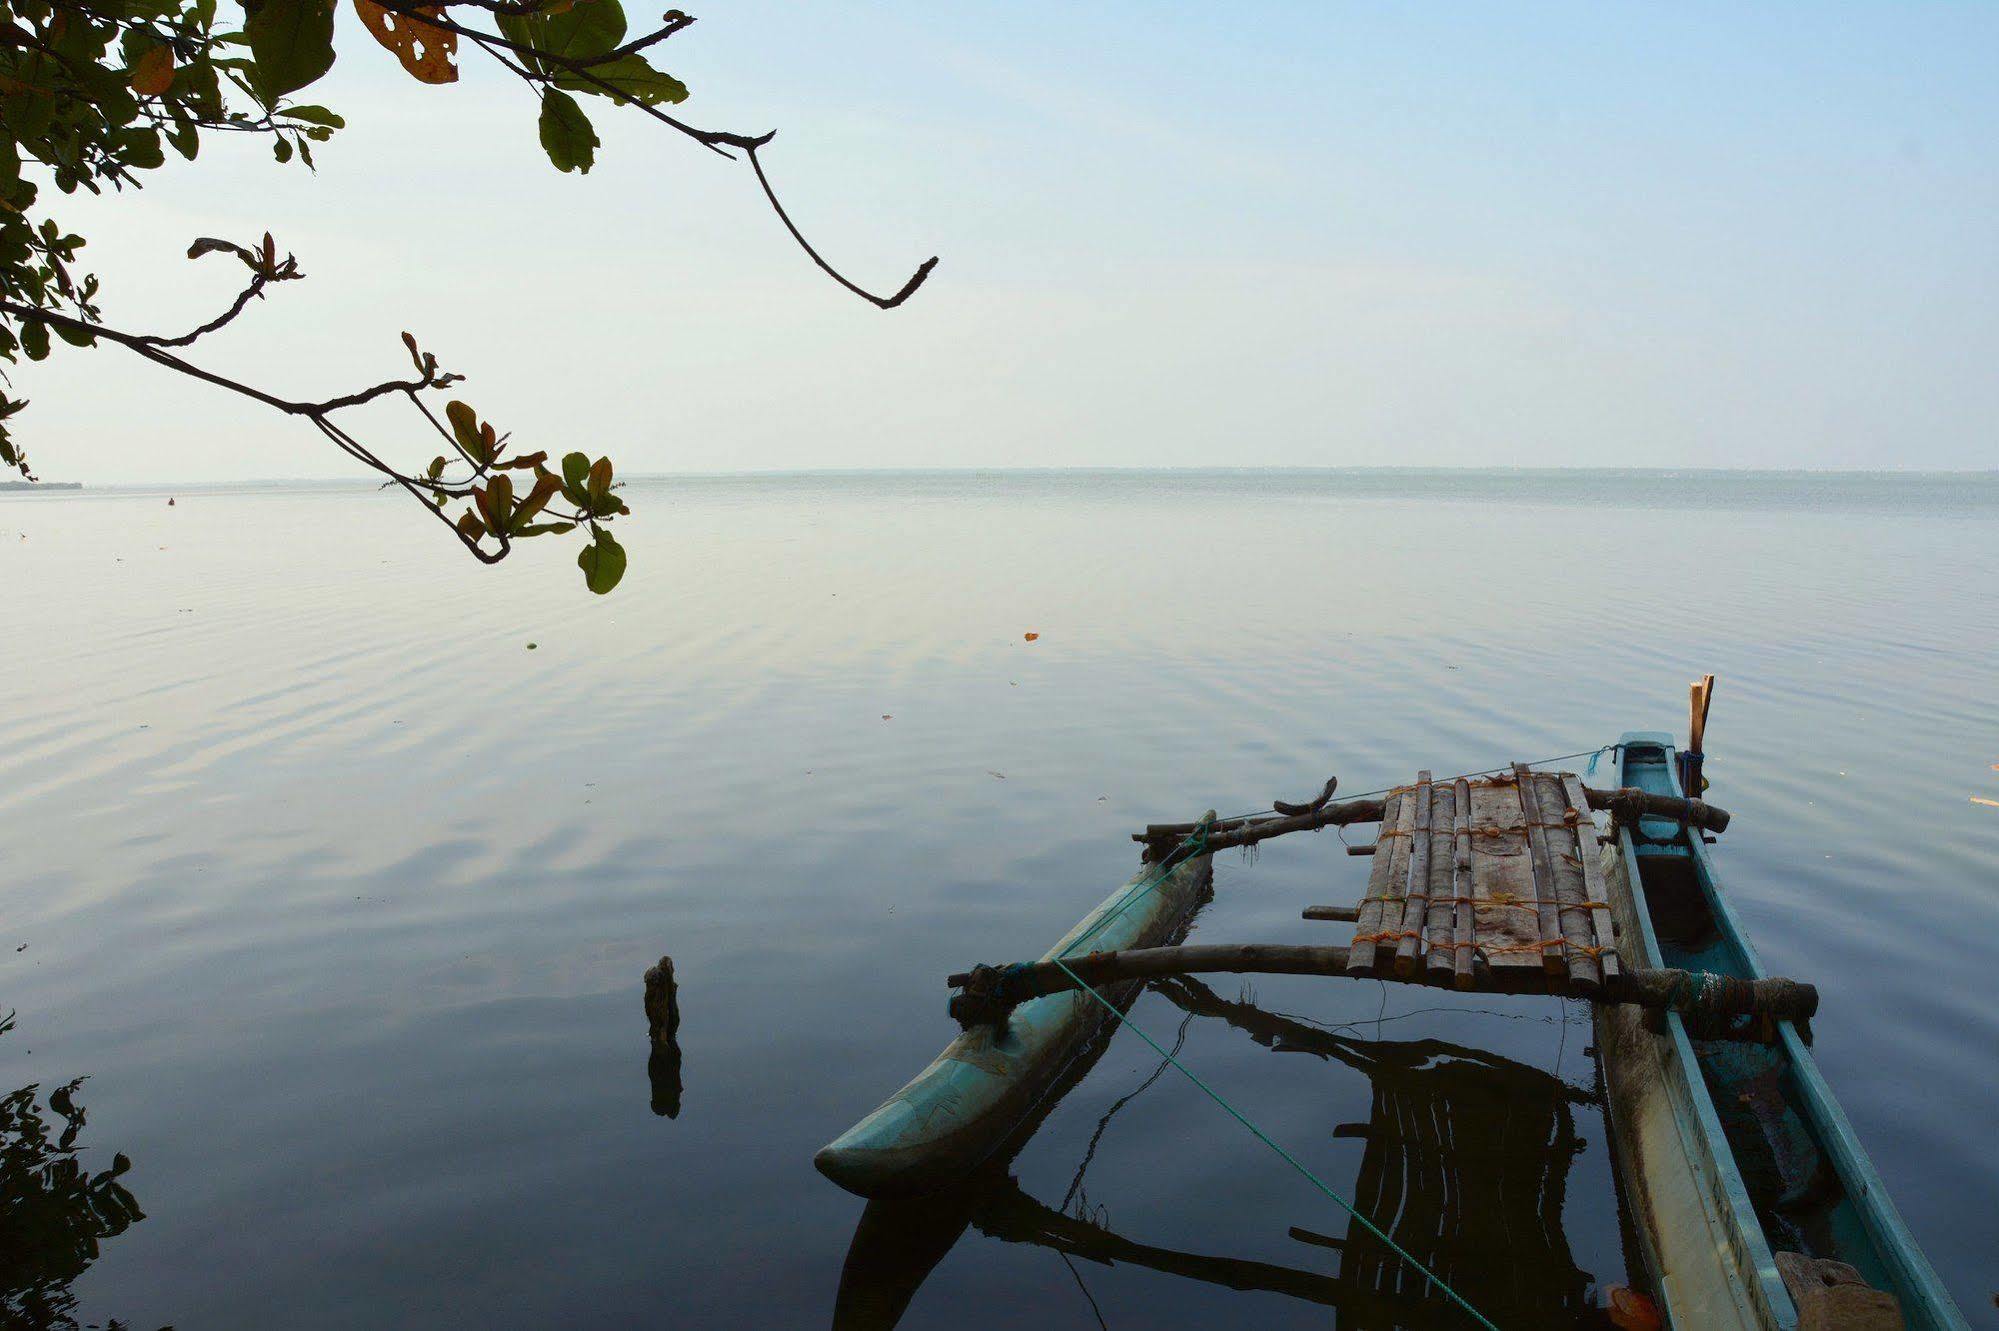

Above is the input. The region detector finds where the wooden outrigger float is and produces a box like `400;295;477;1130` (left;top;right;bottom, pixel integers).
817;695;1970;1329
814;832;1217;1199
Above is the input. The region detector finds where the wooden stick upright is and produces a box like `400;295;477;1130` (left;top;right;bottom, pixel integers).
1690;674;1715;752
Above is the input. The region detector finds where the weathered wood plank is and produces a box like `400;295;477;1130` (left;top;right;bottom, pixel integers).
1470;775;1543;975
1418;781;1455;980
1560;772;1621;981
1303;904;1359;923
1431;771;1479;979
1348;789;1410;975
1514;763;1576;985
1422;780;1461;985
1536;770;1601;994
1448;775;1476;988
1392;771;1436;977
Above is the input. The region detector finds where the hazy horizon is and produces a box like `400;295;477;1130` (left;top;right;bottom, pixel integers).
14;463;1999;487
13;3;1999;482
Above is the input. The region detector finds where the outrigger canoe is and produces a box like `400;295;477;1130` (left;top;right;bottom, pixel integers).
818;720;1968;1328
1597;733;1966;1331
814;823;1215;1198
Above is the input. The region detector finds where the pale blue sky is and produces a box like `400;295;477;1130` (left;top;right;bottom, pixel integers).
24;2;1999;478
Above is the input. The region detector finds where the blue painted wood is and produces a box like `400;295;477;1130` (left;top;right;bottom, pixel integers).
1610;732;1968;1331
816;836;1215;1199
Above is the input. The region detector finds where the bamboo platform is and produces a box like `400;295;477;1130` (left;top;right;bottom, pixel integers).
952;762;1807;1030
1345;766;1621;996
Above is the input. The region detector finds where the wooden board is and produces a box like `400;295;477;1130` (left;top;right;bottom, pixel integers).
1467;775;1545;978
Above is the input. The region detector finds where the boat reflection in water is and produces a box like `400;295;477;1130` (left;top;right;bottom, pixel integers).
832;978;1624;1329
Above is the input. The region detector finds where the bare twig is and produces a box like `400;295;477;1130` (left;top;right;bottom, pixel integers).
366;0;938;307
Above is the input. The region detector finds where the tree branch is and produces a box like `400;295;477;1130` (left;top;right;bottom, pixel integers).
369;0;938;306
0;236;622;586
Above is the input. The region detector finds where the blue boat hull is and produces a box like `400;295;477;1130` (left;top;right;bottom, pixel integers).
1596;733;1966;1331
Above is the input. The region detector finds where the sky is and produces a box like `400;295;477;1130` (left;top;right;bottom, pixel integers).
18;1;1999;480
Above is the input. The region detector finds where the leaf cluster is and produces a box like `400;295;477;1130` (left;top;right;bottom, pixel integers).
0;0;931;592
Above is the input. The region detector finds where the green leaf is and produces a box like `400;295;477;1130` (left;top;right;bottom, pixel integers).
556;53;687;106
508;471;563;531
576;528;626;594
474;472;513;531
498;0;625;73
166;119;200;161
444;399;488;463
537;90;597;174
115;128;165;170
279;104;344;128
244;0;336;104
20;319;49;361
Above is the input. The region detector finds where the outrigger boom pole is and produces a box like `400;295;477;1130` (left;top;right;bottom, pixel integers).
1133;785;1727;860
948;943;1818;1033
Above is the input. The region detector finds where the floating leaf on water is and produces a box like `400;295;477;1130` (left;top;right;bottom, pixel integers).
1023;631;1040;642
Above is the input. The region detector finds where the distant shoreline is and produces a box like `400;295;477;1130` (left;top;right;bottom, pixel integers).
21;466;1999;489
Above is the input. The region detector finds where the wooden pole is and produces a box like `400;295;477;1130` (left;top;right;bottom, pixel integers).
1515;764;1576;987
1560;773;1620;983
1421;778;1463;987
1580;785;1728;833
1689;674;1715;753
1347;789;1410;975
1525;767;1601;994
643;956;683;1120
948;944;1818;1028
1134;784;1725;858
1137;797;1389;857
1392;771;1435;977
1448;776;1476;989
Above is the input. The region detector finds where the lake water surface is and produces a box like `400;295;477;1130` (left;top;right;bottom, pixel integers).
3;470;1994;1328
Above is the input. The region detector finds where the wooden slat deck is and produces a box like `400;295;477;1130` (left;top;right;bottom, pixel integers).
1347;768;1618;990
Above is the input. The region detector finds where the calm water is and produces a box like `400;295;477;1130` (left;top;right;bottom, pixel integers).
2;470;1994;1329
